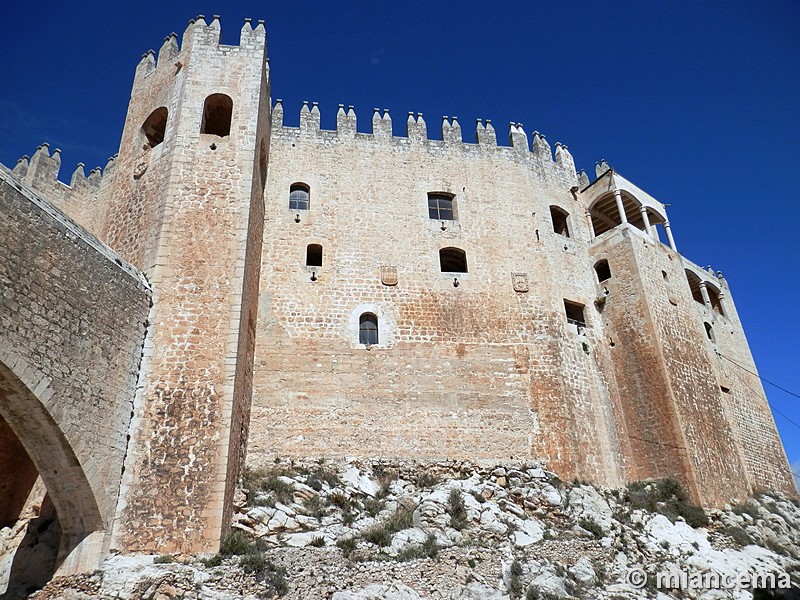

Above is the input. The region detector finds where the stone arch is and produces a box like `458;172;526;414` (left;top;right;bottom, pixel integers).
200;93;233;137
141;107;168;148
0;348;103;579
589;191;641;235
685;269;705;306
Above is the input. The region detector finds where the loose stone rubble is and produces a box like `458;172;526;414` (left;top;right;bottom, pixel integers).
29;459;800;599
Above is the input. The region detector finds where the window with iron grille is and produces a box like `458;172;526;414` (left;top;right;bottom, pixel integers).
359;313;378;345
428;193;455;220
289;183;310;210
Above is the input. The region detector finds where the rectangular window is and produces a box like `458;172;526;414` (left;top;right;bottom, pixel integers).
428;193;454;220
564;300;586;330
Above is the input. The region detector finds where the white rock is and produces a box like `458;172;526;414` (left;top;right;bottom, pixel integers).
341;466;380;497
567;485;613;532
512;519;544;547
540;484;562;506
456;582;511;599
332;583;421;599
386;527;429;556
568;556;596;587
245;506;275;524
479;508;508;535
266;509;300;532
282;531;327;547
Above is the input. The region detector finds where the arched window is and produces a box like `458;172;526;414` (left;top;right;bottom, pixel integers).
289;183;310;210
306;244;323;267
594;259;611;283
550;206;570;237
141;107;168;147
201;93;233;137
439;247;468;273
685;270;704;306
707;284;725;316
359;313;378;345
704;322;715;342
428;193;455;220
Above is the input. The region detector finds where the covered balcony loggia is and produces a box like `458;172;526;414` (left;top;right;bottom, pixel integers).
580;167;677;252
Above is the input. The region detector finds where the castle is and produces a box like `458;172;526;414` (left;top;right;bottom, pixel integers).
0;15;795;582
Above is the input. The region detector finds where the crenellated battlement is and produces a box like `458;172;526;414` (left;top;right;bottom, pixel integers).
270;100;576;179
134;15;266;81
8;143;112;210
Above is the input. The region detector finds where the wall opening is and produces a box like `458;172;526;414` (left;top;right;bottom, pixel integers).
0;414;61;597
707;284;725;316
306;244;323;267
428;192;455;220
594;259;611;283
704;321;715;342
550;206;570;237
289;183;310;210
685;270;705;305
564;300;586;330
439;247;468;273
141;107;168;147
201;94;233;137
359;313;378;345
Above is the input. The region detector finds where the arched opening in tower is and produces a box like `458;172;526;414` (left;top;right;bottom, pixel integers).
0;413;61;598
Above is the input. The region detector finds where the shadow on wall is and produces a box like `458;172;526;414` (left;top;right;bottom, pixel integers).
1;494;61;599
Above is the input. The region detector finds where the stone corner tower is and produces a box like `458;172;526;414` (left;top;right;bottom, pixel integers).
109;15;271;553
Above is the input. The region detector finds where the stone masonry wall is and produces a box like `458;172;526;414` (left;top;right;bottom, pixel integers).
249;111;626;488
0;171;150;563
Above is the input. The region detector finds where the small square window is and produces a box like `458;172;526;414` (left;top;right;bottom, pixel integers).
428;193;455;220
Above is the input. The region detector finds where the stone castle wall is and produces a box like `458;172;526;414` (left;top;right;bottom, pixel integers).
0;18;794;576
0;169;150;570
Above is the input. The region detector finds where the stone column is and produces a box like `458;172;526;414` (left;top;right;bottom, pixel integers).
699;281;712;309
613;189;628;224
664;220;677;252
585;209;595;240
639;206;653;238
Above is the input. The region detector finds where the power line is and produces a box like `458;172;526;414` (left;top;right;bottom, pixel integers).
718;353;800;485
716;350;800;401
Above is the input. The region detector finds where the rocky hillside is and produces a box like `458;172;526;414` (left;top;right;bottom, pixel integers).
29;459;800;599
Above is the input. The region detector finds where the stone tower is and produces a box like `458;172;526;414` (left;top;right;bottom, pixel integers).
105;16;271;554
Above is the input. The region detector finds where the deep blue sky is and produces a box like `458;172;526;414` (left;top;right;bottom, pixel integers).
2;2;798;483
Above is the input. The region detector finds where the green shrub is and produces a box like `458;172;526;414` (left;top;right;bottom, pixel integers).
153;554;174;564
724;524;754;546
626;478;708;528
243;467;295;506
447;489;468;530
220;529;253;556
362;497;385;517
578;517;603;539
239;554;287;596
417;472;441;489
509;559;524;597
329;491;352;511
396;534;440;561
303;495;326;520
732;501;760;521
362;506;414;547
336;537;357;558
200;553;223;568
309;536;325;547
